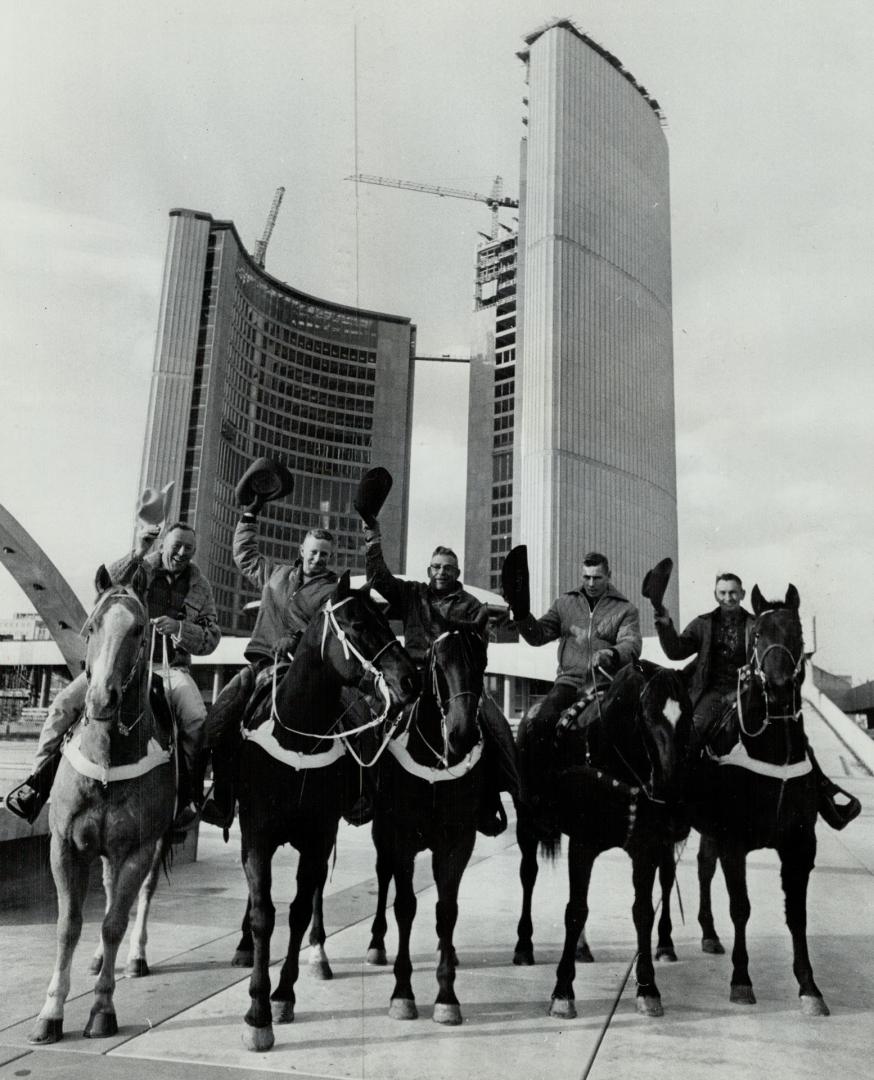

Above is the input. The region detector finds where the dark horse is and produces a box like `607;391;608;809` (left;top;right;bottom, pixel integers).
513;661;692;1018
30;567;175;1043
687;584;830;1015
365;626;488;1025
238;572;419;1052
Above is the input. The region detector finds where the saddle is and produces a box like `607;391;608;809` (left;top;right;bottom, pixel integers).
241;662;291;731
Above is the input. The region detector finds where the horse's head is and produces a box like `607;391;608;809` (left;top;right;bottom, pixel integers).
601;662;691;800
424;625;488;764
749;584;805;704
81;565;149;721
319;572;419;714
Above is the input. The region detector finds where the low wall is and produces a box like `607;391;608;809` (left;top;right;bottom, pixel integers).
803;685;874;775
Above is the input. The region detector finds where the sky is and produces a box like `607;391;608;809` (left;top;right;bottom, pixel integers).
1;1;873;679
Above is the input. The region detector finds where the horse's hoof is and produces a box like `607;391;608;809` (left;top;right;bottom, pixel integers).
702;937;725;955
549;997;577;1019
87;956;102;975
28;1017;63;1044
433;1003;462;1026
800;995;830;1017
389;997;418;1020
366;947;387;966
730;984;756;1005
576;943;595;963
242;1022;274;1052
636;994;664;1017
126;958;150;978
232;949;254;967
271;1000;295;1024
84;1008;118;1038
308;958;333;980
513;947;535;966
655;946;677;963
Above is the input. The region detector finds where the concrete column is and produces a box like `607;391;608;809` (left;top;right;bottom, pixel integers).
211;669;224;704
39;668;52;708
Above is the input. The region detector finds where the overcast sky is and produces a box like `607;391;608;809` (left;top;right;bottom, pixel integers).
1;1;873;679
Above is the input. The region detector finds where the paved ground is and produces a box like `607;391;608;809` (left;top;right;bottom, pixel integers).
0;704;872;1080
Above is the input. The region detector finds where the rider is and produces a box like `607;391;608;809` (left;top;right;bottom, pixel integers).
201;457;340;830
360;488;520;836
506;551;643;814
4;522;220;829
649;570;861;830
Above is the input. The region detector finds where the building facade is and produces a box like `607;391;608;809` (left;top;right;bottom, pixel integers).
138;209;416;633
512;21;679;631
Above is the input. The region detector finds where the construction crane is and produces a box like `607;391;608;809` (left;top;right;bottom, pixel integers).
346;174;519;240
253;186;285;268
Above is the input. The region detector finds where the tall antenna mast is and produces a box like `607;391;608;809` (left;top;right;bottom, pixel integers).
253;186;286;269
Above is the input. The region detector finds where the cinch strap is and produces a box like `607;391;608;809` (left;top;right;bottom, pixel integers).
387;730;483;784
243;719;347;771
62;731;172;786
710;739;812;781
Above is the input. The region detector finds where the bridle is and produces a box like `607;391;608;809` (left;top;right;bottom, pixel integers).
81;589;151;732
737;609;804;737
411;630;482;771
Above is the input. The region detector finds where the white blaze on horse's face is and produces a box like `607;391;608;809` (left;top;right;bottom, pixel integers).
86;602;139;717
662;697;681;728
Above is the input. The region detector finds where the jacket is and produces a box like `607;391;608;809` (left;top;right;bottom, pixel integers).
517;584;641;689
108;550;220;669
655;607;754;706
233;521;338;662
365;541;485;664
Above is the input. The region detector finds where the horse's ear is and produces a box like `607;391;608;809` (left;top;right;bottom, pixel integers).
130;565;149;602
335;570;351;600
750;585;766;615
94;564;112;594
785;584;800;611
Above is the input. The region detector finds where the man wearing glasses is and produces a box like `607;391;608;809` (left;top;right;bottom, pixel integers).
361;525;519;835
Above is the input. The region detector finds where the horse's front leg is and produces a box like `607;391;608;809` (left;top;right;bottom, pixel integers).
513;817;540;965
85;842;157;1037
88;855;113;976
233;897;254;967
432;830;476;1025
719;842;755;1005
272;844;332;1022
29;839;91;1044
698;832;725;954
388;847;418;1020
366;837;392;965
631;851;663;1016
550;837;594;1019
241;840;277;1051
124;838;164;977
307;879;332;980
655;844;678;962
778;829;829;1016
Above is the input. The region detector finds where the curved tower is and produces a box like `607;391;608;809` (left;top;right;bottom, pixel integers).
515;22;678;629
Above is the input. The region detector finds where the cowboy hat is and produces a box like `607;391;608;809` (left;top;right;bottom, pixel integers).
235;457;295;509
501;544;530;621
641;557;673;612
353;467;393;524
137;481;175;527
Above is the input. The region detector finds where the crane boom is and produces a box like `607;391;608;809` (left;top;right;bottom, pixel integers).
253;186;286;268
346;173;518;239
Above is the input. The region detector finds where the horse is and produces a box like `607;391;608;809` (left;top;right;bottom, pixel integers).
512;660;692;1018
238;571;419;1052
365;626;488;1025
686;584;830;1015
29;566;176;1044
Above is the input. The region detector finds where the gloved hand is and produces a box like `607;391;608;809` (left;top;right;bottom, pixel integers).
362;521;381;544
240;492;266;517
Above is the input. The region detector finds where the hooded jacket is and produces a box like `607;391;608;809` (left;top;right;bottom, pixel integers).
655;607;754;706
517;584;642;688
234;521;338;662
107;550;220;669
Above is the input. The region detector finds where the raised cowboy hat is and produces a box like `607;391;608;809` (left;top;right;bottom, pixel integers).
137;481;175;527
641;557;674;612
235;457;295;509
501;544;530;621
353;467;393;523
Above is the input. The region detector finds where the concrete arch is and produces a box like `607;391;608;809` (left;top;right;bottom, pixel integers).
0;505;86;677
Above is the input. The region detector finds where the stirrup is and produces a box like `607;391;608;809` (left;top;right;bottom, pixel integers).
818;788;862;831
4;781;45;825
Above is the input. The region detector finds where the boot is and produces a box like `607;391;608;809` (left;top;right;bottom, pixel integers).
200;739;238;832
477;786;508;836
3;752;61;824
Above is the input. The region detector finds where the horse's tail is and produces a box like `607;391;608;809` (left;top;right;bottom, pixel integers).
538;832;562;863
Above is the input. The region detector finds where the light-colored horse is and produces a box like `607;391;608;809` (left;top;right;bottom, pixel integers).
29;566;174;1043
